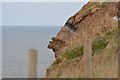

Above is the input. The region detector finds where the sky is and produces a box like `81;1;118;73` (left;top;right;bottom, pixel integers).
1;0;89;2
0;2;2;79
1;2;88;78
0;2;1;29
2;2;88;26
1;0;118;2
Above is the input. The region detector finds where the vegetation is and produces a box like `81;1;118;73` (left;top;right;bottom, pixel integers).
92;36;108;56
64;46;83;59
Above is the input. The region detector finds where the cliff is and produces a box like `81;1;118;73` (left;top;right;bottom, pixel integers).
46;2;119;78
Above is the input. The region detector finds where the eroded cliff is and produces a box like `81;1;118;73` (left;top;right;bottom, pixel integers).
46;2;119;78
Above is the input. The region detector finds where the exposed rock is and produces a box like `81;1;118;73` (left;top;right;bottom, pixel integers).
46;2;119;78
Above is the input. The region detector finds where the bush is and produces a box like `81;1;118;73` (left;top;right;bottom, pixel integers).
64;46;83;59
92;36;108;56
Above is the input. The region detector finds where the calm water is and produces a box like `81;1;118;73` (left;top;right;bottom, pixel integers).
2;26;60;78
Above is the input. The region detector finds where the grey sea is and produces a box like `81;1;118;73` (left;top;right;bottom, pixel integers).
2;26;60;78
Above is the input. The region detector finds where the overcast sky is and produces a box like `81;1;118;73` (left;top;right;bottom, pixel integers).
1;0;89;2
0;3;2;26
2;2;88;26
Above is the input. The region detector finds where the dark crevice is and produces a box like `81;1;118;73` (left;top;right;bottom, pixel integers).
65;22;77;31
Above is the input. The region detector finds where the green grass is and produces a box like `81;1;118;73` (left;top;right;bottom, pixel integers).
63;28;118;58
92;36;108;56
92;27;118;56
64;46;83;60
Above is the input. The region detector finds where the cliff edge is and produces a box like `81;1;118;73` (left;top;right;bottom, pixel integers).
46;2;119;78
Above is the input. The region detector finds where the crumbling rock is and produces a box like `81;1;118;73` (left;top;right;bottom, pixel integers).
46;2;119;78
48;37;66;58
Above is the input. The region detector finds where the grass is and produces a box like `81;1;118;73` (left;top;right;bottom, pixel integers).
92;36;108;56
64;46;83;60
63;28;118;58
92;27;118;56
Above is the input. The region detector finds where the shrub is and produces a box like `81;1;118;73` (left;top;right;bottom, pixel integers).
64;46;83;59
92;36;108;56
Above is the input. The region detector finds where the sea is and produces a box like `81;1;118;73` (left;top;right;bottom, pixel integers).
2;26;60;78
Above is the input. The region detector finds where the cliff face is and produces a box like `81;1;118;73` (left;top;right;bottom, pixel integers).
46;2;119;78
